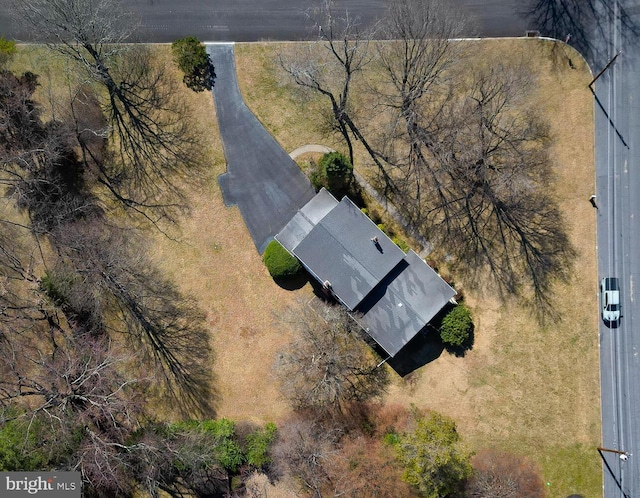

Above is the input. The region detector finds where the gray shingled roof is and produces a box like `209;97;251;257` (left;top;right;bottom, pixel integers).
275;188;338;252
293;197;405;310
275;188;456;357
355;251;456;356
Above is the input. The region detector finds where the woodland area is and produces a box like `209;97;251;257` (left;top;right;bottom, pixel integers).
0;0;222;493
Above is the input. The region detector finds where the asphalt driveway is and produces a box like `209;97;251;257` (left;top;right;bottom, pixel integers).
207;43;315;254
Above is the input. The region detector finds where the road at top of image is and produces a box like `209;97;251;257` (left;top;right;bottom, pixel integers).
0;0;527;42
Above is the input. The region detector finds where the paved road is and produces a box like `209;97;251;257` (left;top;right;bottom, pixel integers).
593;1;640;496
1;0;528;42
208;43;315;253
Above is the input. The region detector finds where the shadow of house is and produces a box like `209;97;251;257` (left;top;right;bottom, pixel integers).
276;188;456;373
385;328;446;377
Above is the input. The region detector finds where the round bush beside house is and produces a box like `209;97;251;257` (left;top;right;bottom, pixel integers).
440;304;473;347
263;240;302;279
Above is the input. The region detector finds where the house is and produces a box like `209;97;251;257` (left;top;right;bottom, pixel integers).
275;188;456;358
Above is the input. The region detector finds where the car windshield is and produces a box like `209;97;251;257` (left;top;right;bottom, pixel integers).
607;304;620;312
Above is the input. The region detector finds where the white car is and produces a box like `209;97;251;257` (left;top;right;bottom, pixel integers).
600;277;621;324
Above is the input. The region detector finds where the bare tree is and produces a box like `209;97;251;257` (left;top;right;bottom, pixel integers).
0;70;96;234
279;0;368;166
0;221;42;328
0;326;147;495
14;0;134;49
414;64;573;309
465;449;544;498
127;419;271;498
371;0;467;208
15;0;204;224
272;407;417;498
0;45;215;496
0;65;214;414
49;221;215;416
323;435;416;498
370;3;574;309
278;0;396;191
272;415;343;498
274;302;388;414
0;222;215;489
377;0;467;112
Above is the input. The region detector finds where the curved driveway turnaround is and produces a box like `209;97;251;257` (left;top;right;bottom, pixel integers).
207;43;315;254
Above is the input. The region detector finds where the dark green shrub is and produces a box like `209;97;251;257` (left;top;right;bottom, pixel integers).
163;418;277;474
168;418;244;473
318;151;353;198
0;414;48;471
263;240;301;279
40;272;71;307
309;161;327;192
171;36;213;92
440;305;473;347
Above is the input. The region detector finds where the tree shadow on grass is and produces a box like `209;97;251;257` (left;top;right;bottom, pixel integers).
521;0;640;66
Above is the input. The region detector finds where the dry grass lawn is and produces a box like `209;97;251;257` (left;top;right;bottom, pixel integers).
235;39;601;497
140;48;314;424
10;44;310;424
12;38;600;497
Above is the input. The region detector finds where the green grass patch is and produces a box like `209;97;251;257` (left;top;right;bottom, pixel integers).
540;443;602;497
